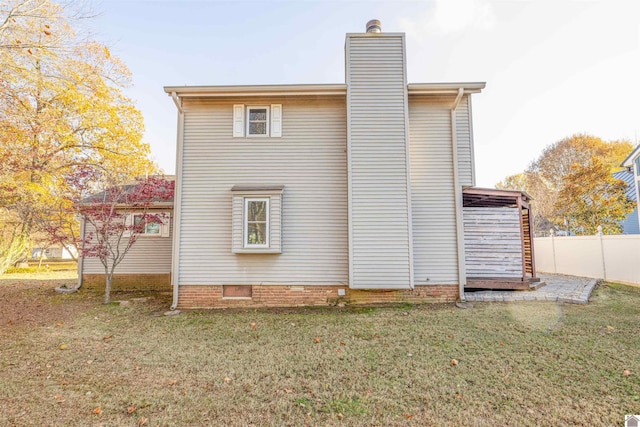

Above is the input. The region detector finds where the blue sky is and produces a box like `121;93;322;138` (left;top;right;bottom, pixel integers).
93;0;639;187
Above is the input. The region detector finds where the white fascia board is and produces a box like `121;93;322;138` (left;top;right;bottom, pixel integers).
163;84;347;98
622;144;640;167
163;82;486;98
408;82;486;94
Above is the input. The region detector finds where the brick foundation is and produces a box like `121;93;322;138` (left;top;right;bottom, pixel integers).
177;284;459;309
82;274;171;292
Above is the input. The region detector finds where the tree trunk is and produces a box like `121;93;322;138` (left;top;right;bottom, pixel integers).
0;232;30;274
105;274;112;304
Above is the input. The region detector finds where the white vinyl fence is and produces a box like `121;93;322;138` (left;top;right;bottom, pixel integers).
534;233;640;285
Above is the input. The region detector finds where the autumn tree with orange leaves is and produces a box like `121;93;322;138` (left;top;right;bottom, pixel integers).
497;134;634;235
0;0;157;273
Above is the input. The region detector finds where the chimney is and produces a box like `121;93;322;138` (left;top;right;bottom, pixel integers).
366;19;382;33
345;21;413;290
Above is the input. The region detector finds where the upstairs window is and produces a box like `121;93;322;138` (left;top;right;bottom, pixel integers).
233;104;282;138
247;107;269;136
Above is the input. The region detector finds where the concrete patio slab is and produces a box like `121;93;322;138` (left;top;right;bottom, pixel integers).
464;274;598;304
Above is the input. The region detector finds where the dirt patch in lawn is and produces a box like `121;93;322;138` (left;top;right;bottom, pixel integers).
0;273;91;330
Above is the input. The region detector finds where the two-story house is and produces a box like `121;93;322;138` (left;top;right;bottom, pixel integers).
79;20;537;307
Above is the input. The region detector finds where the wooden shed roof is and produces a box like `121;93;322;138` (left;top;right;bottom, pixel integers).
463;187;531;209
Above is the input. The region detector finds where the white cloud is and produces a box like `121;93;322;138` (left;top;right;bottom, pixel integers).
399;0;496;37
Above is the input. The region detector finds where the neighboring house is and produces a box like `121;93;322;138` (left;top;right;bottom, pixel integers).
613;169;639;234
32;244;78;260
621;145;640;233
79;21;536;307
77;178;174;292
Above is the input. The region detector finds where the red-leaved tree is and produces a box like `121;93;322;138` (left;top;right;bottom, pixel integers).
78;176;174;303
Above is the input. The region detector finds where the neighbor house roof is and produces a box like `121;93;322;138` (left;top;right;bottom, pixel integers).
79;176;175;207
163;82;486;98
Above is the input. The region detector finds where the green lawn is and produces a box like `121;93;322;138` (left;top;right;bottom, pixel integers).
0;278;639;426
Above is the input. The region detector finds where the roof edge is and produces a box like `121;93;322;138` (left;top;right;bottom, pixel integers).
164;82;486;98
163;84;346;97
621;144;640;167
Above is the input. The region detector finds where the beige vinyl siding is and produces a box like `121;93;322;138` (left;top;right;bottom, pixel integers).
409;97;459;285
463;207;523;277
82;211;173;274
177;96;348;285
455;95;474;187
346;34;413;290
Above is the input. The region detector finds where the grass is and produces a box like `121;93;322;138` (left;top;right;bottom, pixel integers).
0;279;639;426
6;260;77;275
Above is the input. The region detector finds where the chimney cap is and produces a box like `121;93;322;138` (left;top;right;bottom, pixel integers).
366;19;382;33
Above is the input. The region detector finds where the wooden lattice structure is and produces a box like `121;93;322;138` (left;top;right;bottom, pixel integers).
462;188;537;290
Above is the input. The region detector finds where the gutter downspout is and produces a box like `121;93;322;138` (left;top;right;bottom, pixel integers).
76;216;85;289
450;88;467;301
170;92;184;310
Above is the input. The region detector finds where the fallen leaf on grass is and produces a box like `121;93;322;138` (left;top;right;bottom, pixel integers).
7;320;13;325
138;417;148;426
134;365;141;371
127;406;136;414
250;322;257;330
450;359;458;366
606;325;614;330
337;413;343;420
406;414;413;419
223;377;231;384
623;369;631;377
56;322;64;327
61;381;68;386
54;395;62;399
92;406;102;415
314;337;321;343
168;380;177;386
59;344;68;350
103;334;114;340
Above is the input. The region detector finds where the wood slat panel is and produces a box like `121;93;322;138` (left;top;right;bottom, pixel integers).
463;207;524;278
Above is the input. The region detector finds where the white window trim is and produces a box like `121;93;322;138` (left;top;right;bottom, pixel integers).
132;214;162;236
127;212;170;237
246;106;270;137
243;197;270;248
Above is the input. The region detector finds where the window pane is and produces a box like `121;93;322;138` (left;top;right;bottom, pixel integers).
249;122;267;135
247;223;267;245
249;109;267;121
247;201;267;221
145;222;161;234
133;215;144;226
